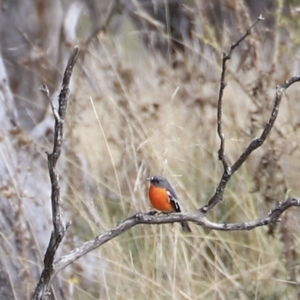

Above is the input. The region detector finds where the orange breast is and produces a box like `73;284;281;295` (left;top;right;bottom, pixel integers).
148;185;174;212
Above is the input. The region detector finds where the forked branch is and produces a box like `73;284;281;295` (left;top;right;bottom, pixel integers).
202;76;300;213
199;15;300;213
216;15;264;173
53;197;300;274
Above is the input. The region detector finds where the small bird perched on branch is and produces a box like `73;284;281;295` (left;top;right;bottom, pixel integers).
147;175;191;232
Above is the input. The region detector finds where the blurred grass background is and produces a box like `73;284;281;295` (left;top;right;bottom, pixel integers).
55;1;300;299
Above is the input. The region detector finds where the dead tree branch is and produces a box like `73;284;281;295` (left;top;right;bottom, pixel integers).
216;15;264;172
31;46;79;300
202;76;300;213
52;197;300;274
200;16;300;213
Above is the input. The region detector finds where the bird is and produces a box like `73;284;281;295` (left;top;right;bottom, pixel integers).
147;175;191;232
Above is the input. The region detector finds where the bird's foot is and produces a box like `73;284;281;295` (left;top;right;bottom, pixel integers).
148;210;158;216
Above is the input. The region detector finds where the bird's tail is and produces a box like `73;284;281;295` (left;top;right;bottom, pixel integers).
180;221;192;233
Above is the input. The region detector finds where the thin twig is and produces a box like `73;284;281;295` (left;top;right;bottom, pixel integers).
201;15;276;213
31;46;79;300
226;14;264;60
231;81;299;172
40;84;61;124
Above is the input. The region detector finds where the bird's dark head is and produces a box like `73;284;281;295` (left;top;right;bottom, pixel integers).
147;175;167;187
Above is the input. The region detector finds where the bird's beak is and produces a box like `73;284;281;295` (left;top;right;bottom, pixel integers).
146;177;151;181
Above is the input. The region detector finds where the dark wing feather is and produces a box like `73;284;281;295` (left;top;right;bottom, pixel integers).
166;190;181;212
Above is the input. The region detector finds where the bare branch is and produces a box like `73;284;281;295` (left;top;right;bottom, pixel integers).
226;14;264;60
200;16;300;214
231;82;298;172
216;15;264;173
51;197;300;275
31;46;79;300
202;75;300;213
235;78;300;167
204;82;298;212
201;197;300;230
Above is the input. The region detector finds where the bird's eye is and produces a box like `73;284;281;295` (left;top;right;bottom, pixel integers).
154;178;160;184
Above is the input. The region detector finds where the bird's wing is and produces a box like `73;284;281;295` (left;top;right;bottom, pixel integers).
166;190;181;212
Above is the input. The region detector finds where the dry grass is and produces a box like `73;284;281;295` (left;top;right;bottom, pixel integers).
57;3;300;299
